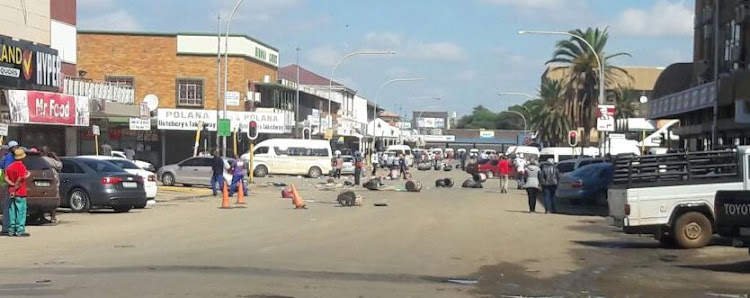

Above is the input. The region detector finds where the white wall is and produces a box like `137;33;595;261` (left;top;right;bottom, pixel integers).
354;95;368;124
176;35;279;67
0;0;51;45
50;20;76;64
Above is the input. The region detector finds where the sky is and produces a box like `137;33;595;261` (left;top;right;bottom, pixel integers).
77;0;695;118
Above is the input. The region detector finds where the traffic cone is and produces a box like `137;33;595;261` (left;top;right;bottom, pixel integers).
290;183;306;209
220;181;231;209
236;180;246;204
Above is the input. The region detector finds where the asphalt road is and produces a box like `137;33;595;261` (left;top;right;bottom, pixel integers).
0;166;749;297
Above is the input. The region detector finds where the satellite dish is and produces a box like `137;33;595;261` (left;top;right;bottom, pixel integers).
639;96;648;104
143;94;159;111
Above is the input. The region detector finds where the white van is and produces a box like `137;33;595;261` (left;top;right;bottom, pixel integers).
505;146;540;158
539;147;599;163
386;145;414;166
243;139;333;178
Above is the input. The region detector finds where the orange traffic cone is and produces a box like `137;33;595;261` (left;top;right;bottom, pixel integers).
220;181;231;209
236;180;246;204
290;183;306;209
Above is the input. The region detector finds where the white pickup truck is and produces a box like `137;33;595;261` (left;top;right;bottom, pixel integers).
607;146;750;249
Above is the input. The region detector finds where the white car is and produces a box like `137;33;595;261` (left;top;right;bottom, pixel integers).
80;155;158;201
111;150;156;172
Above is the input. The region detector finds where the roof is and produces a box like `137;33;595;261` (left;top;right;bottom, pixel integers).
543;65;664;91
378;110;400;117
413;111;448;118
77;30;278;51
279;64;343;87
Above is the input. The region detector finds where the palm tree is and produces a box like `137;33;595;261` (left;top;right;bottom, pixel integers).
547;27;630;146
531;78;572;146
611;88;639;119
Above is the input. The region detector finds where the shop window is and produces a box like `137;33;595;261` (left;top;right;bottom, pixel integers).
106;76;135;89
177;79;204;107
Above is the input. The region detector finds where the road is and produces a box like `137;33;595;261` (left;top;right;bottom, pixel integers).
0;167;749;297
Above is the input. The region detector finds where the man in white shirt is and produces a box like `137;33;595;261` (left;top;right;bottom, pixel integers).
515;154;527;189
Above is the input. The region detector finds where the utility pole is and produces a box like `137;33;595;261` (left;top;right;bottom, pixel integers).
215;14;221;152
296;47;301;138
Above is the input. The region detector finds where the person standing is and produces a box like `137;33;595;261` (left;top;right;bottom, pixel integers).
210;150;227;196
40;146;62;224
398;153;408;179
540;158;560;214
524;159;542;213
460;150;467;170
124;146;136;160
228;153;247;196
370;150;379;176
101;142;112;156
354;151;364;185
515;154;527;189
333;153;343;179
0;140;19;236
498;155;511;194
5;148;30;237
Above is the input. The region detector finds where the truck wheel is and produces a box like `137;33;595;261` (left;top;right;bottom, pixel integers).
673;212;712;249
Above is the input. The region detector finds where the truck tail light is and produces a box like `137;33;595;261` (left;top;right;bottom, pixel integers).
625;204;631;216
572;180;583;189
101;177;123;185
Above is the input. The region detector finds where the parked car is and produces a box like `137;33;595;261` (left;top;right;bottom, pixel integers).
241;138;332;178
59;157;147;213
556;163;614;205
476;159;516;179
79;155;158;204
0;150;61;221
555;157;607;174
157;156;232;187
329;155;357;175
111;150;156;172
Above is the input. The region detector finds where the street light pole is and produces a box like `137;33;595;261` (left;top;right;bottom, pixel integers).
498;92;534;116
328;51;395;139
519;30;605;155
373;78;424;124
502;110;527;143
222;0;245;157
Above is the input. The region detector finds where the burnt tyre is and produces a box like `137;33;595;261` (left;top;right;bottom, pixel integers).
673;212;712;249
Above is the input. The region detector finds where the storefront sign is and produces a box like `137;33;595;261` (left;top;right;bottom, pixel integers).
480;130;495;138
421;135;455;142
417;117;445;128
596;105;616;132
0;123;7;136
63;78;135;104
0;36;61;91
129;117;151;130
92;125;100;136
228;111;286;134
157;108;217;131
5;90;89;126
226;91;241;106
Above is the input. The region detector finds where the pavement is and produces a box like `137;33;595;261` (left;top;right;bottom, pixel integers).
0;165;749;297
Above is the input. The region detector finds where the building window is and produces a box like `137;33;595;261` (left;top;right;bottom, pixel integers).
176;78;204;107
105;76;134;89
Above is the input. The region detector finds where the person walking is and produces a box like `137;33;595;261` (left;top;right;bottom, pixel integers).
228;153;247;197
398;153;409;179
515;154;527;189
540;158;560;214
40;146;62;224
101;142;112;156
210;150;227;196
370;150;379;176
524;159;542;213
0;140;19;236
354;151;364;185
333;153;343;179
460;150;467;170
498;155;511;194
5;148;30;237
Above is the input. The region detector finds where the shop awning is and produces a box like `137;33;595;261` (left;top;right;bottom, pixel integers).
645;82;716;119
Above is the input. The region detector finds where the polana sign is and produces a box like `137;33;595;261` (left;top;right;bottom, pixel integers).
157;109;286;133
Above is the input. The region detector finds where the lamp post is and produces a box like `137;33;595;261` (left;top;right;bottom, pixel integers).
373;78;424;123
327;51;395;139
519;30;605;155
502;110;527;144
222;0;245;157
498;92;534;116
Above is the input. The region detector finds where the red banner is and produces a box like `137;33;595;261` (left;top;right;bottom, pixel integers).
6;90;90;126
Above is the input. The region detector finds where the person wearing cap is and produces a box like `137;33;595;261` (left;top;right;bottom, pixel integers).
4;148;30;237
0;140;19;236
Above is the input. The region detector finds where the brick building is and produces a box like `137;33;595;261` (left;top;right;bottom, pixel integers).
77;31;280;165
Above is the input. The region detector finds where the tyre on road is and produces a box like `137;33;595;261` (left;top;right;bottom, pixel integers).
405;180;422;192
161;173;175;186
435;179;446;187
443;178;454;187
68;188;90;213
672;211;712;249
485;171;494;179
254;165;268;177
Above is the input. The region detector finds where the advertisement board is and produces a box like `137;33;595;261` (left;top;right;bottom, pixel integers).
0;36;61;91
417;117;445;128
157;109;286;133
129;117;151;130
6;90;89;126
480;130;495;138
596;105;616;132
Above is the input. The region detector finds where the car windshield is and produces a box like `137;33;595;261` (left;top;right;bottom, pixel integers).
557;162;576;173
79;159;125;173
104;159;140;170
22;155;51;170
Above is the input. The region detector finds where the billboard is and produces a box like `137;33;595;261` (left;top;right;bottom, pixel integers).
417;117;445;128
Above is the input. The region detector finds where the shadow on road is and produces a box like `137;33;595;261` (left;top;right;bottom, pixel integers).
679;260;750;273
573;240;662;249
554;202;608;217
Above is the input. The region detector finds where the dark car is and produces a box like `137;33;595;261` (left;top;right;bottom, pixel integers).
555;157;606;174
0;151;60;221
59;157;147;213
556;163;614;205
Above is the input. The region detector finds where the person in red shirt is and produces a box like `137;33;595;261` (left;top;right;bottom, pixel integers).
498;155;511;194
5;148;30;237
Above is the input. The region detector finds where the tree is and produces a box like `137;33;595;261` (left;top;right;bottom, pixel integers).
455;105;525;130
547;27;630;146
611;88;639;119
531;79;572;146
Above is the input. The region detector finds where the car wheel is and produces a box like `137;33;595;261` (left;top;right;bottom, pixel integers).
162;173;175;186
485;171;494;179
69;189;90;213
308;166;322;178
113;207;131;213
673;212;712;249
254;165;268;177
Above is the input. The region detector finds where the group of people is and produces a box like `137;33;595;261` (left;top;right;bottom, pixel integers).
520;158;560;214
209;150;248;197
369;151;409;179
0;140;63;237
331;150;365;185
